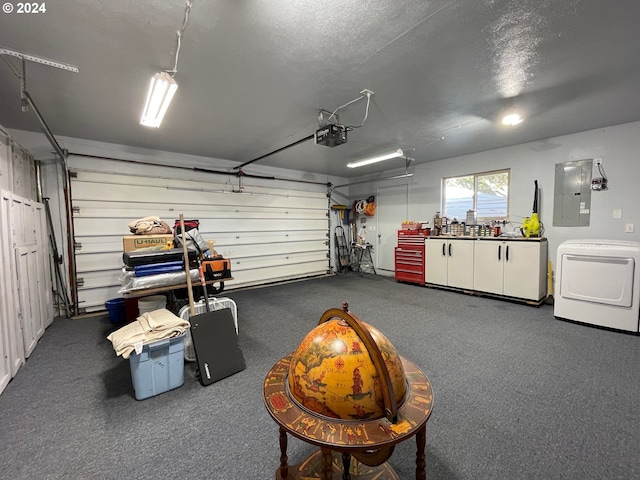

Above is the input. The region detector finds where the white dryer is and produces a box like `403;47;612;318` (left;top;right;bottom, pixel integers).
555;239;640;333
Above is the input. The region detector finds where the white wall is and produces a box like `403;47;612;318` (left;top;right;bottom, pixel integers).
349;120;640;276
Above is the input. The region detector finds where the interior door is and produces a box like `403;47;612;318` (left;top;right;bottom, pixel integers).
15;246;41;358
376;184;409;275
2;190;25;376
0;209;11;394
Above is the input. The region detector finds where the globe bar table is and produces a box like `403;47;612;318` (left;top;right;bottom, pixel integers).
263;305;434;479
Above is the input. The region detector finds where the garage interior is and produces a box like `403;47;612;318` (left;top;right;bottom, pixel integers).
1;1;640;479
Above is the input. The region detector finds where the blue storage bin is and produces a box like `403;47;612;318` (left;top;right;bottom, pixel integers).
105;298;127;324
128;332;186;400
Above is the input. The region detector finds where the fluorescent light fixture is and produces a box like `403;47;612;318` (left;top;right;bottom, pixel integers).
140;72;178;128
347;148;404;168
502;113;523;126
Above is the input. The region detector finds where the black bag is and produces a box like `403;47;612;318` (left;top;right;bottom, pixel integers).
173;219;208;254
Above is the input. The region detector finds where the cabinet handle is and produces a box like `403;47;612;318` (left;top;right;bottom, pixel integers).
448;243;452;256
498;245;501;261
506;245;510;262
442;243;446;256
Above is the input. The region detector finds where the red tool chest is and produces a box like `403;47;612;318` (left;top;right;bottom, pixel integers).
395;229;428;285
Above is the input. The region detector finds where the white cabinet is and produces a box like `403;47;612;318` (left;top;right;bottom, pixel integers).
426;238;474;289
474;239;547;301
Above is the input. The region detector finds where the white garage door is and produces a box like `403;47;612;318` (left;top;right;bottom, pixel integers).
70;163;330;313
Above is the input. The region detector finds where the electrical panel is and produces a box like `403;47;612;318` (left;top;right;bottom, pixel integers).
553;159;592;227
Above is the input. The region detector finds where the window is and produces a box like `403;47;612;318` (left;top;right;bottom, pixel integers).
443;169;509;221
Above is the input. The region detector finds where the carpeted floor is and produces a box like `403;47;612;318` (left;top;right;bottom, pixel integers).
1;273;639;479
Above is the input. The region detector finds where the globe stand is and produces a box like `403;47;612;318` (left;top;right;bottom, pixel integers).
275;448;401;479
263;304;434;480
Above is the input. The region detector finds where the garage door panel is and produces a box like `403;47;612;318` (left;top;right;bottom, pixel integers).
73;202;325;221
71;181;327;210
73;216;327;236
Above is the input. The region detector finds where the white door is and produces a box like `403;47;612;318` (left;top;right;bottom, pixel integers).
447;240;475;289
426;239;448;285
15;246;43;357
376;184;409;276
474;240;505;295
0;210;11;394
503;242;543;300
2;190;25;376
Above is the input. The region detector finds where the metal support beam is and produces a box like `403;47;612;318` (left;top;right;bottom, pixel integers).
0;46;79;72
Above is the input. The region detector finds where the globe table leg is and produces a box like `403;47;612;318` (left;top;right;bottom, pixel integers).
279;427;289;478
415;424;426;480
321;447;333;480
342;452;352;480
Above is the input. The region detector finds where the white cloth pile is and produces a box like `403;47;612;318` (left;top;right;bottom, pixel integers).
107;308;190;359
127;216;172;235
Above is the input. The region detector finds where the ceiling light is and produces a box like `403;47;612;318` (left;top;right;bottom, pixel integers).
502;113;523;126
139;1;192;128
347;149;404;168
140;72;178;128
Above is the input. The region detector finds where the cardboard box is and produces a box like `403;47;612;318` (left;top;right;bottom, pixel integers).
123;234;174;252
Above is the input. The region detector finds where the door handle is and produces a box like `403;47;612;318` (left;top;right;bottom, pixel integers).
442;243;446;256
498;245;501;261
506;245;510;262
448;243;452;256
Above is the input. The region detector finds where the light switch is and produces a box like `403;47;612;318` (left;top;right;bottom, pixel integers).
613;209;623;219
625;223;635;233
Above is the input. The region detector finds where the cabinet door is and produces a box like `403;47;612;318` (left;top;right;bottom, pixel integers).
447;240;474;289
474;241;505;295
503;242;545;300
425;239;448;285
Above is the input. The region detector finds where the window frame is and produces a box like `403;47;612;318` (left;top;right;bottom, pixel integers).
442;168;510;222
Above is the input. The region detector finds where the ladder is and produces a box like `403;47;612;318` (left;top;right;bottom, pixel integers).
335;226;350;273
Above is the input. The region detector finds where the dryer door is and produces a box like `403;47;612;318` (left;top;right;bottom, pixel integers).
559;254;635;307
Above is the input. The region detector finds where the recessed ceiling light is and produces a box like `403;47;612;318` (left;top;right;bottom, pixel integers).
502;113;524;126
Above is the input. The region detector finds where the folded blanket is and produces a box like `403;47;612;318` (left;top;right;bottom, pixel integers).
107;308;190;359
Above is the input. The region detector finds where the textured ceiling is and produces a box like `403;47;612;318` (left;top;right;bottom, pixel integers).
1;0;639;178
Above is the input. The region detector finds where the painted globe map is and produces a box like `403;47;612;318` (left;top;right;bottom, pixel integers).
287;318;407;420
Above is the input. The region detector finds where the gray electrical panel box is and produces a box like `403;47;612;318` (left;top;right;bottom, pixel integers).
553;159;592;226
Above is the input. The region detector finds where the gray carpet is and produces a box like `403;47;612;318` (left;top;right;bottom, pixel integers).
1;273;639;479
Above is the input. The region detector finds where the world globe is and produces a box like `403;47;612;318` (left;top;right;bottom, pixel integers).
287;314;407;420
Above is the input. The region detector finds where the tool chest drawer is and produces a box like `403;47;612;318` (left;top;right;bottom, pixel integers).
395;247;425;284
398;229;429;247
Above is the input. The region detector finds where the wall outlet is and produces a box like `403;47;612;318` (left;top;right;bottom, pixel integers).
595;157;603;167
613;209;623;219
625;223;635;233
